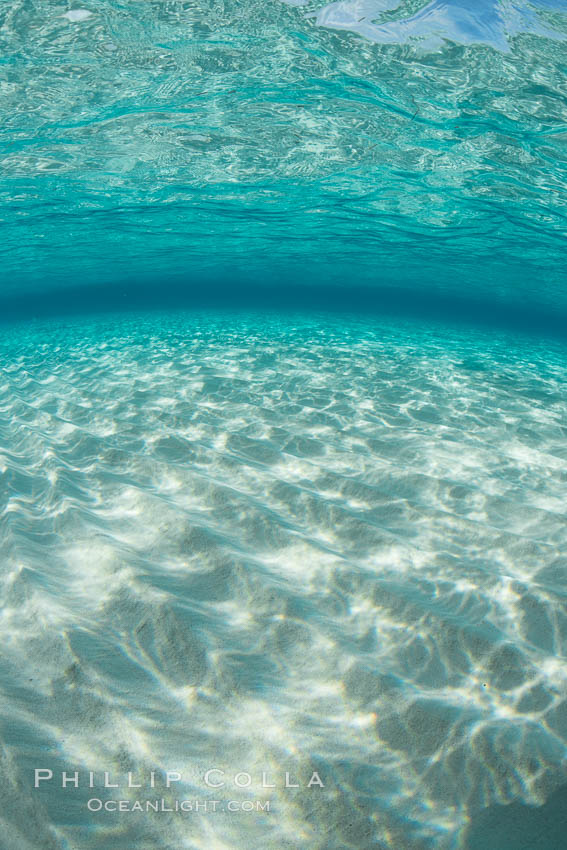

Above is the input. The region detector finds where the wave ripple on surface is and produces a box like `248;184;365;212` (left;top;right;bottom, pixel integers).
1;0;567;309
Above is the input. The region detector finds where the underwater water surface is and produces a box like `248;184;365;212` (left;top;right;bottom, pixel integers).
1;1;567;849
1;0;567;310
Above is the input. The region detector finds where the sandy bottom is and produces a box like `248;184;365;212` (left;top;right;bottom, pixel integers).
1;310;567;849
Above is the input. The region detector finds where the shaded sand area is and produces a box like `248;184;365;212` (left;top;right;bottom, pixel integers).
1;310;567;849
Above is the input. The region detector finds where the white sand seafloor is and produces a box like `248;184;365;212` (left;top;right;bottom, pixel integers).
1;309;567;850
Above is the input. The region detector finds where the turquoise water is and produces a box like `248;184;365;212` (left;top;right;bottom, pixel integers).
2;310;567;850
2;2;567;849
1;0;567;316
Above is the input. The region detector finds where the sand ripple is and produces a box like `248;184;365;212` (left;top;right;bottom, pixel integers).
1;311;567;849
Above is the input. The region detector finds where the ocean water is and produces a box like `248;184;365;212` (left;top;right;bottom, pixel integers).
2;310;567;850
2;1;567;849
1;0;567;311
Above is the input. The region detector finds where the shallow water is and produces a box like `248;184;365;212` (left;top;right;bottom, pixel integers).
2;310;567;849
2;0;567;846
1;0;567;311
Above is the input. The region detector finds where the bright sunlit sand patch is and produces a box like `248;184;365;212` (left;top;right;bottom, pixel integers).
1;312;567;849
